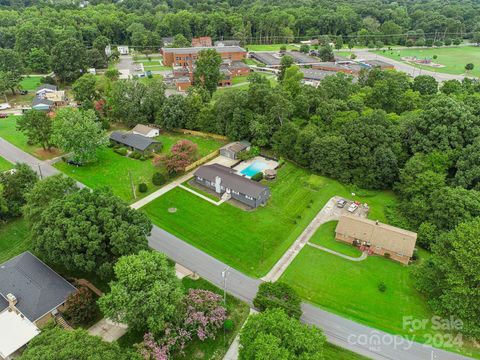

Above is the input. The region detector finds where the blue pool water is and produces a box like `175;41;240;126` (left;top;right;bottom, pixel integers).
240;160;269;177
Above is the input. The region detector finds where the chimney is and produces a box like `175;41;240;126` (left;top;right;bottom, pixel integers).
7;293;17;308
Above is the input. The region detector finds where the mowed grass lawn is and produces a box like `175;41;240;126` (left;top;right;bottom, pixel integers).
0;116;61;160
143;162;398;277
55;132;225;202
0;156;13;172
0;218;31;264
374;46;480;76
310;221;362;258
246;44;298;51
20;76;43;91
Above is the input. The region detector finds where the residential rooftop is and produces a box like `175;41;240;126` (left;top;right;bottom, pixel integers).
110;131;160;151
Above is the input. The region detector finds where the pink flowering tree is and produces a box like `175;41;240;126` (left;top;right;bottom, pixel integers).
138;290;227;359
163;140;199;174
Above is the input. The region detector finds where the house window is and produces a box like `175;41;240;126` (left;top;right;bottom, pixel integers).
232;190;239;195
245;195;253;200
197;177;203;181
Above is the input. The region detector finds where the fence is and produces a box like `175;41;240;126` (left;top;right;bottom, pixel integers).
184;149;220;172
178;129;228;141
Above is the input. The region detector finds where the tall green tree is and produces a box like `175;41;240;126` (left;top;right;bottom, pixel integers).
194;49;222;94
51;38;87;83
53;108;107;163
72;73;99;109
31;188;151;278
239;309;325;360
98;250;183;335
16;110;54;150
412;75;438;95
278;55;294;81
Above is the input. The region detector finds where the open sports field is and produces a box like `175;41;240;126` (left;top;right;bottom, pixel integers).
374;46;480;76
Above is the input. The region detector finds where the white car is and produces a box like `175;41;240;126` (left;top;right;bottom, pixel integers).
347;203;359;213
0;103;11;110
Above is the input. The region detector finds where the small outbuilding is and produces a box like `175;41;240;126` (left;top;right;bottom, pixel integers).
220;141;251;160
110;131;161;155
132;124;160;138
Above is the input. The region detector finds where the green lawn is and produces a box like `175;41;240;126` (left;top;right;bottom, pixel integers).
0;156;13;172
323;343;370;360
246;44;298;51
20;76;43;91
232;75;249;85
134;60;160;66
0;116;61;160
243;58;261;66
143;65;172;71
310;221;362;258
373;46;480;76
118;277;250;360
55;147;160;202
158;131;226;158
143;162;398;277
54;132;225;202
0;218;31;264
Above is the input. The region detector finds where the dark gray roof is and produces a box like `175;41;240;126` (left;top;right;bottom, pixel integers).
110;131;160;151
32;97;54;107
286;51;322;64
301;68;332;81
162;46;246;54
194;164;268;198
36;84;57;92
0;252;76;322
250;52;282;66
364;59;393;68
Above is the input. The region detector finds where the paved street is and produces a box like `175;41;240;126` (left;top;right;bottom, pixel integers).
0;136;473;360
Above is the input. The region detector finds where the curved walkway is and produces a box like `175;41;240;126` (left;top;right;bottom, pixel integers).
306;242;367;261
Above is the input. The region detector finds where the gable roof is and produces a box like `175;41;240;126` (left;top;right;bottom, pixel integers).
110;131;160;151
194;164;268;198
162;46;246;55
221;141;250;154
36;84;57;93
131;124;158;136
335;215;417;258
32;97;54;107
0;252;76;322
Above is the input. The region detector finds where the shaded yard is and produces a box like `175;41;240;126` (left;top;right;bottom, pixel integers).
0;116;61;160
157;131;226;157
0;218;31;264
143;162;398;277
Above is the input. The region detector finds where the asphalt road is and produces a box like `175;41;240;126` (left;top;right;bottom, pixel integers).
0;136;473;360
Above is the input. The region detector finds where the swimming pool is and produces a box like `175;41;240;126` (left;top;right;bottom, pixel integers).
240;160;269;177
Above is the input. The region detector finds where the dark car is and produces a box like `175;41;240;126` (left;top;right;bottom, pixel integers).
66;159;82;167
19;90;28;95
337;199;347;208
0;113;8;118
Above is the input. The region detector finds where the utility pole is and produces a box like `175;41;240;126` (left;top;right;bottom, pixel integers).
221;266;230;304
37;164;43;180
129;170;136;199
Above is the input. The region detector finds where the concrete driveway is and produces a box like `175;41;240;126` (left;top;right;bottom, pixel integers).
88;318;128;342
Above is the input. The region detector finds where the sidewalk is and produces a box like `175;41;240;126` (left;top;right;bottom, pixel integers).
306;243;367;262
223;309;258;360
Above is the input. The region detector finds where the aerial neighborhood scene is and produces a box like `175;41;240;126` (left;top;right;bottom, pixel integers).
2;0;480;359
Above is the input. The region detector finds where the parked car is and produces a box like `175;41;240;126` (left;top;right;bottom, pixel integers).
337;199;347;208
19;90;28;95
347;203;359;213
66;159;82;167
0;113;8;118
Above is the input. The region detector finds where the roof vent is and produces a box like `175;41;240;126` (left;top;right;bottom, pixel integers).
7;293;17;307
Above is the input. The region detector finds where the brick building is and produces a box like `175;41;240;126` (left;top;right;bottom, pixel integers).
191;36;212;47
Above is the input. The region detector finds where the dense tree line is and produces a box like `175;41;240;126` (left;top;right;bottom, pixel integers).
1;0;479;77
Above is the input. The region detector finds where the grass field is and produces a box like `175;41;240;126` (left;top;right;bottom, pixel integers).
232;75;249;85
143;65;172;71
0;218;31;264
0;156;13;172
246;44;298;51
373;46;480;76
323;343;370;360
143;162;398;277
55;132;225;202
309;221;362;258
20;76;43;91
0;116;61;160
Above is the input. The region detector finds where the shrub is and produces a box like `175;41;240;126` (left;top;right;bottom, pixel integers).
384;252;391;259
224;319;234;332
114;147;127;156
152;172;166;186
253;282;302;319
444;38;452;46
130;151;142;159
433;40;443;47
251;172;263;182
453;38;461;45
378;282;387;293
138;183;148;193
64;286;97;326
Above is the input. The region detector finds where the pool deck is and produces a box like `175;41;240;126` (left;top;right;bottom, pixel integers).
233;156;278;178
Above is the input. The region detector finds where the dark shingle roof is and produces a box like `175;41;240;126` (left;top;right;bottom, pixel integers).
110;131;160;151
194;164;268;198
32;98;54;107
0;252;76;322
